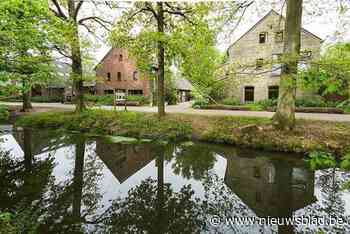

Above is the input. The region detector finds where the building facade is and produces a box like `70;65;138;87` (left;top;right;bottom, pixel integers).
226;10;322;103
95;48;151;97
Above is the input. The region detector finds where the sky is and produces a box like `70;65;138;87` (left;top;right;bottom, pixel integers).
87;0;350;64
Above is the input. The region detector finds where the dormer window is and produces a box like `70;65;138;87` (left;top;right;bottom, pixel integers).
259;32;267;43
119;54;123;62
133;71;138;80
275;31;283;43
107;72;111;81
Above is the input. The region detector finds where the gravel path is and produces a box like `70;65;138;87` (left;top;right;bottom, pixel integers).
2;101;350;122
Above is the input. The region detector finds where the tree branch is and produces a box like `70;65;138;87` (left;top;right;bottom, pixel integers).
51;0;67;19
74;1;84;20
78;16;113;32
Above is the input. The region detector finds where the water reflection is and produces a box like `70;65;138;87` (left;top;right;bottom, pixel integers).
0;128;349;233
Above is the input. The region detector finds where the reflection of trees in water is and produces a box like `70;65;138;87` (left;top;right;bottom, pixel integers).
0;131;105;233
171;143;217;180
296;167;350;234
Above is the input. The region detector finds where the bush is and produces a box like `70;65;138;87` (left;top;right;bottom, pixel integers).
337;99;350;113
256;99;277;110
85;94;114;105
295;96;327;107
221;97;240;106
127;95;148;105
192;98;209;109
0;105;9;122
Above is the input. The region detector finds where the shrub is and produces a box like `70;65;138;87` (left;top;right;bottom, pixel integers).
192;98;209;109
256;99;277;110
295;96;327;107
337;99;350;113
221;97;240;106
127;95;148;105
85;94;114;105
0;105;9;122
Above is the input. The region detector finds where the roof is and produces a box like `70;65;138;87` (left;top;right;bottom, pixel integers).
227;9;323;54
94;48;114;70
174;78;193;91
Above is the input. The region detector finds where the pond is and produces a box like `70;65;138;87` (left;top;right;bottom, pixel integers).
0;125;350;234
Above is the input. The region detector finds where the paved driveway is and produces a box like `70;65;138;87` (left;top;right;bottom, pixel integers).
2;101;350;122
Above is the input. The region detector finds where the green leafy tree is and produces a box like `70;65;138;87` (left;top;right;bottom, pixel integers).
0;0;58;111
301;43;350;99
49;0;114;112
110;2;218;117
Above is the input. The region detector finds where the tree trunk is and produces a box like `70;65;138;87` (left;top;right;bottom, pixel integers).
272;0;303;130
22;78;32;112
156;2;165;117
68;0;85;113
72;138;85;220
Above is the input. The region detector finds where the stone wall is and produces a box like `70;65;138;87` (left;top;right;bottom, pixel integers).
227;10;322;103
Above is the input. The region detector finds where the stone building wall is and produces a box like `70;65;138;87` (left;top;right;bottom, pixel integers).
95;48;151;97
227;10;322;103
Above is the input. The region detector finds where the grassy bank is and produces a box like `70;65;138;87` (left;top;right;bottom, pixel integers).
16;109;350;156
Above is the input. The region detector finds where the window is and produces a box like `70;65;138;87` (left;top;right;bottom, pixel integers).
107;72;111;81
301;50;312;60
268;86;279;100
244;86;254;103
117;72;122;81
259;32;267;43
119;54;123;62
256;58;264;69
133;71;138;80
275;31;283;43
128;90;143;95
104;89;114;95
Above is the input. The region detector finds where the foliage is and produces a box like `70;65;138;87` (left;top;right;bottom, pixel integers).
192;98;209;109
85;95;149;105
16;110;192;141
340;153;350;170
0;0;59;103
307;151;337;171
256;99;278;109
31;95;63;103
295;96;327;107
0;105;9;122
300;43;350;98
221;97;240;106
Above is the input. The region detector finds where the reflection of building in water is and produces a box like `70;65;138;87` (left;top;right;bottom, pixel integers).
96;140;155;183
13;130;69;156
223;149;317;218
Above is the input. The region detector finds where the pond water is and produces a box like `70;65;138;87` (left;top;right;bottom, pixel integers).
0;125;350;234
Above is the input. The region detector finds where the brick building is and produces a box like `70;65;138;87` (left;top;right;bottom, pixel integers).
95;48;151;97
226;10;323;103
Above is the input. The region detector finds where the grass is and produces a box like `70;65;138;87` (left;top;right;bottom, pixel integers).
16;110;350;156
16;109;192;141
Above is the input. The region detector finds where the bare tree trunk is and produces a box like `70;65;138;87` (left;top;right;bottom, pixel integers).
68;0;85;113
156;2;165;117
272;0;303;130
22;78;32;112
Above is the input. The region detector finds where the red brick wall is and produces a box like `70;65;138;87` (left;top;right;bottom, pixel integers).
95;48;151;97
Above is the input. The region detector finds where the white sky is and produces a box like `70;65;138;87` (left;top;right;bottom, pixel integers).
87;0;350;63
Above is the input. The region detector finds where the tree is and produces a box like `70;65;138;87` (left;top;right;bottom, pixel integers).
110;2;214;118
49;0;114;112
0;0;57;111
272;0;303;130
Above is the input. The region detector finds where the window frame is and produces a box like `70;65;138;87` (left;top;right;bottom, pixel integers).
106;72;111;81
259;32;268;44
274;31;283;43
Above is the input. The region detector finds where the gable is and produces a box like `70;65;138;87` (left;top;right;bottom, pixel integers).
228;9;323;53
